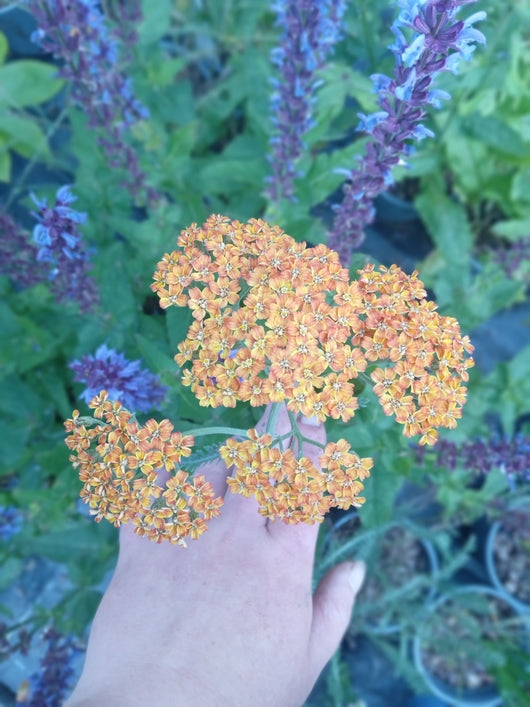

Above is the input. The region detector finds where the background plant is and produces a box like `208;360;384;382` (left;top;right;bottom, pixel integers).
0;0;529;704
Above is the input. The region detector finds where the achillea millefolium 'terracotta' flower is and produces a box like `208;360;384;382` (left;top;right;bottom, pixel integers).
69;343;168;414
153;214;473;443
30;185;98;312
65;215;474;543
27;0;156;204
329;0;487;263
265;0;346;202
64;394;221;545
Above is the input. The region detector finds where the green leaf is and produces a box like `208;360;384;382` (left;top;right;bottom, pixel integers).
30;523;115;563
358;462;402;529
96;242;137;332
459;264;524;329
492;219;530;240
0;374;44;420
139;0;173;45
135;333;176;375
198;135;267;194
33;364;73;420
165;306;192;353
0;111;51;160
310;64;377;145
415;185;473;266
174;383;212;424
0;557;23;591
0;146;10;181
300;138;369;205
0;421;30;473
461;113;530;158
511;169;530;203
0;60;64;107
0;32;7;65
64;588;103;634
0;305;61;375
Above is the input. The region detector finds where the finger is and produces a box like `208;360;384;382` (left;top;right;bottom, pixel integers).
308;561;365;677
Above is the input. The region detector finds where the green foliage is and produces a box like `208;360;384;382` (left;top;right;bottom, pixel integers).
1;2;529;704
0;39;63;180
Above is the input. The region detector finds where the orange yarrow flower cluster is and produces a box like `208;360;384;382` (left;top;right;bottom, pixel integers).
151;214;474;446
64;391;223;545
64;216;474;543
220;431;372;523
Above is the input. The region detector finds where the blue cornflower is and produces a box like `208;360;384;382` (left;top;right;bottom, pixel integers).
265;0;347;202
27;0;157;205
70;344;168;413
328;0;486;263
30;185;98;312
0;506;23;542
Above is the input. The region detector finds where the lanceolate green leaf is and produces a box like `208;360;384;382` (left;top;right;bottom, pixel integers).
0;60;64;107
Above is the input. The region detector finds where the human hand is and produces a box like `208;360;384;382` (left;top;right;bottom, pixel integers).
66;405;365;707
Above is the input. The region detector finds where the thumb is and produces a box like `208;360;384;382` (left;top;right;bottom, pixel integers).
308;561;365;674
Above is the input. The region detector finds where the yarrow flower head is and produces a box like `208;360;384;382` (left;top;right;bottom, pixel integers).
152;215;473;445
329;0;487;262
65;214;474;542
64;393;222;545
30;185;98;311
27;0;157;204
265;0;346;201
70;344;168;413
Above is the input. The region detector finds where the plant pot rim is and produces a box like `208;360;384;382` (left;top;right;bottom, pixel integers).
485;497;530;610
325;515;439;635
412;584;528;707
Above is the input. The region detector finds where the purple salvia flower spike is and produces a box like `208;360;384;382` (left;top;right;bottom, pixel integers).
328;0;487;264
0;212;48;289
26;0;158;205
265;0;347;202
69;344;168;413
23;627;82;705
30;185;98;311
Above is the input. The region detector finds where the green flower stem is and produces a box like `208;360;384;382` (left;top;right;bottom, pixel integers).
4;104;70;212
183;426;248;439
265;402;282;436
286;409;326;453
358;370;375;387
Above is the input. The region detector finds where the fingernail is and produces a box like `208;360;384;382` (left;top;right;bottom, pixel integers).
300;415;320;427
348;561;366;594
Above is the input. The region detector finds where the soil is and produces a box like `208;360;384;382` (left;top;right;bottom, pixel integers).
340;524;434;637
419;592;519;692
493;520;530;604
